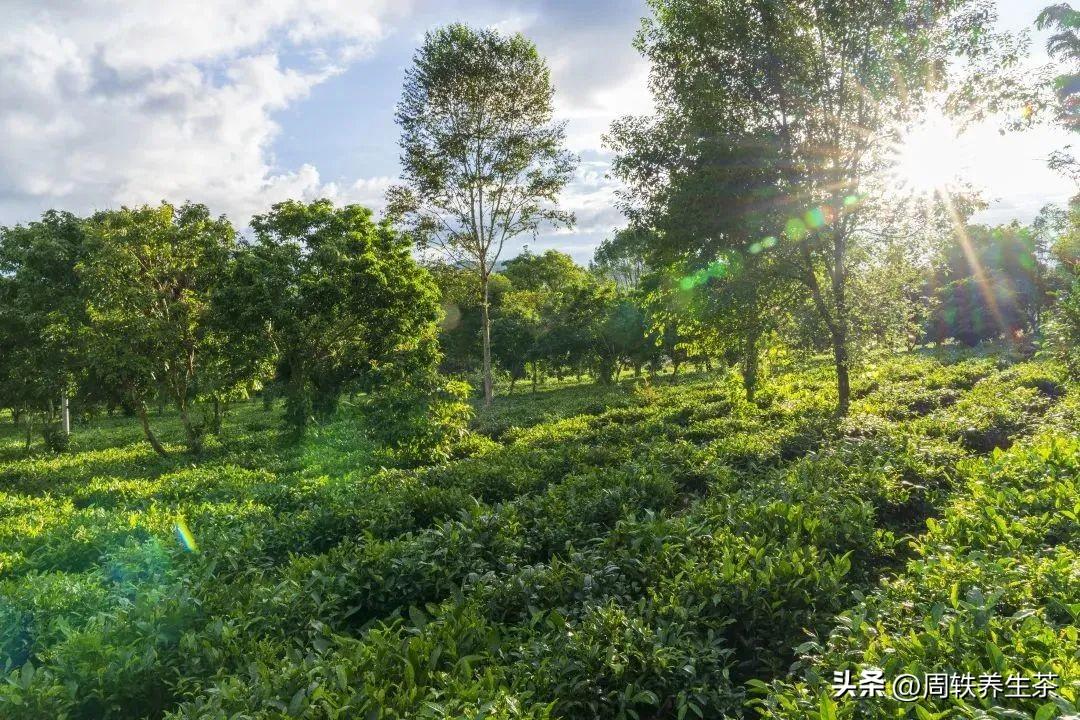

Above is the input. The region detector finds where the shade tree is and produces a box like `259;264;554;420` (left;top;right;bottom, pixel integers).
612;0;1019;414
387;23;576;405
924;223;1047;346
590;227;651;290
79;203;235;454
0;211;89;447
220;200;441;433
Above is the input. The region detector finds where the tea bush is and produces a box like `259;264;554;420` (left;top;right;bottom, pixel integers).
0;348;1073;719
752;435;1080;719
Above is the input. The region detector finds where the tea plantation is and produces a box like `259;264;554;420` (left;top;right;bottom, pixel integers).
0;348;1077;719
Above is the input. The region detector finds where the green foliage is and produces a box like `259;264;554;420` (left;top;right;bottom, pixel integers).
1045;209;1080;379
0;8;1076;720
40;423;70;454
752;435;1080;719
925;223;1047;346
432;249;662;394
1046;275;1080;378
224;199;441;432
0;349;1070;719
590;227;650;290
366;374;474;465
80;202;237;454
387;23;575;405
1037;2;1080;128
611;0;1018;414
0;211;88;443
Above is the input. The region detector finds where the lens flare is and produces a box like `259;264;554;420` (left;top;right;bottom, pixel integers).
804;208;826;229
175;518;198;552
440;302;461;330
748;236;778;254
680;259;730;289
785;217;808;240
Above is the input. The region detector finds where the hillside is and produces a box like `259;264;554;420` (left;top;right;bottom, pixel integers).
1;347;1076;718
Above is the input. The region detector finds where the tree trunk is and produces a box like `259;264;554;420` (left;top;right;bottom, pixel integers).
531;362;539;394
509;376;517;395
178;402;201;454
832;228;851;417
481;274;493;406
743;326;760;403
136;400;168;457
832;331;850;417
61;392;70;435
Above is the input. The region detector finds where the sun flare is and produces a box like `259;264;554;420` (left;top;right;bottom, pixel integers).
889;111;970;196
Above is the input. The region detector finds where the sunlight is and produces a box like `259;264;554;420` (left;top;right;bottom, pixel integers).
889;110;969;196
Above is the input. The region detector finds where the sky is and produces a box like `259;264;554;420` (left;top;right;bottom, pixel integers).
0;0;1072;265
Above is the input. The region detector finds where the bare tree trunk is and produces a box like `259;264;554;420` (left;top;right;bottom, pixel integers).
178;403;202;454
211;398;223;435
743;325;760;402
61;392;70;435
833;331;850;416
136;400;168;457
481;273;493;406
832;229;851;416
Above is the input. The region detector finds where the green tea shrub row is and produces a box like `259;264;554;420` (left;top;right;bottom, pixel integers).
752;433;1080;719
0;352;1068;719
0;449;689;717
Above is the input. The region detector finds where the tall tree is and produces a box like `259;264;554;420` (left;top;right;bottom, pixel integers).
925;223;1046;346
1038;3;1080;376
612;0;1012;414
81;203;234;455
387;23;576;405
0;211;88;443
221;200;440;432
591;227;651;290
609;125;802;400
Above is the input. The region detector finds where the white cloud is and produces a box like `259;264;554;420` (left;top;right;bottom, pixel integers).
324;175;396;212
553;159;625;238
0;0;646;253
0;0;407;225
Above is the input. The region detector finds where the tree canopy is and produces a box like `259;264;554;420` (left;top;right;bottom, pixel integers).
387;23;576;405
